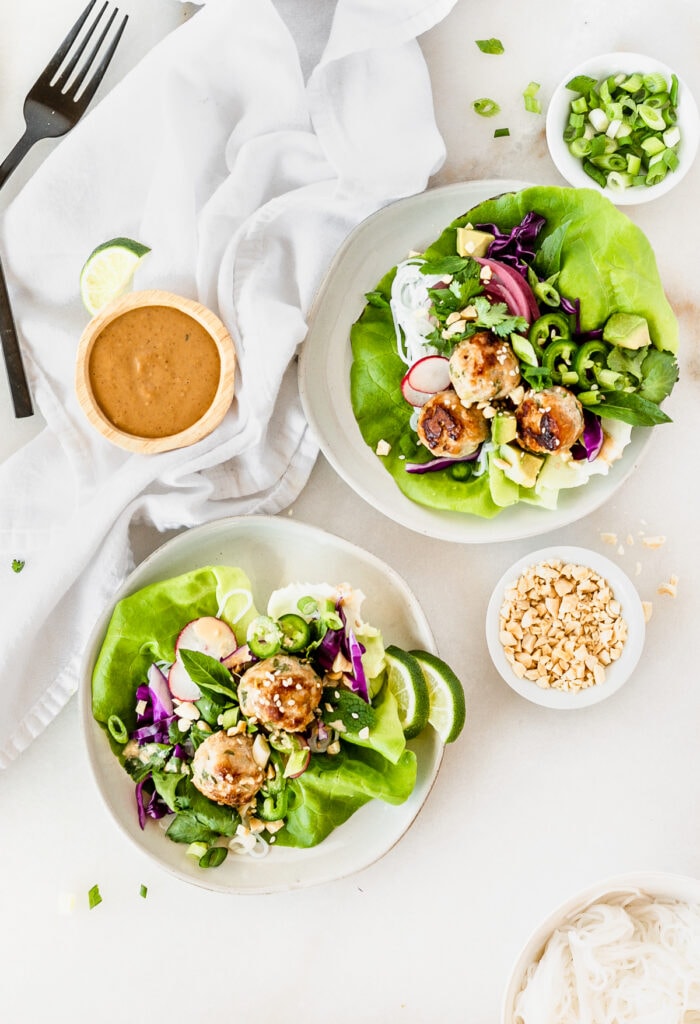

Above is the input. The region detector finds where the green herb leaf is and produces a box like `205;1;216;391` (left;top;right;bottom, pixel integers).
165;812;218;845
364;289;391;309
595;389;672;426
420;255;471;275
520;364;554;390
475;37;504;54
321;686;376;734
88;884;102;910
606;345;648;381
472;296;528;337
11;559;25;573
638;349;679;404
178;649;238;701
151;769;185;812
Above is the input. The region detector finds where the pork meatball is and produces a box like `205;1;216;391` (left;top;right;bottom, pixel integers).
191;730;264;808
238;655;323;733
416;389;489;459
516;386;584;454
448;330;520;405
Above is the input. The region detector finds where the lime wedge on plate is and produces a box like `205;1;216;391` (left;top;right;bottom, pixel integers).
384;645;430;739
80;237;150;315
410;649;466;743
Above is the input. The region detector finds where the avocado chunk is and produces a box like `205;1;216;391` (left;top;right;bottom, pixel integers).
495;444;544;488
602;312;651;350
456;226;495;258
491;411;518;444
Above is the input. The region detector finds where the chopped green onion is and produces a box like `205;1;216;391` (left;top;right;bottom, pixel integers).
88;884;102;910
473;97;501;117
523;81;542;113
494;127;510;138
562;66;684;191
199;846;228;869
297;595;318;616
139;884;148;899
107;714;128;744
475;37;504;54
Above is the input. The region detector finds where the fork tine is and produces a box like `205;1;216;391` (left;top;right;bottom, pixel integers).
40;0;99;83
67;6;118;94
53;1;110;91
71;12;128;110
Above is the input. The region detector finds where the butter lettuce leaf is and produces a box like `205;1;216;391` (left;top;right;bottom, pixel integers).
92;565;258;731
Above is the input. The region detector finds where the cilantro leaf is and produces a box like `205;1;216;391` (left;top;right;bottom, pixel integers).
364;290;390;309
638;349;679;404
472;296;528;337
321;686;376;733
11;559;25;573
606;344;647;381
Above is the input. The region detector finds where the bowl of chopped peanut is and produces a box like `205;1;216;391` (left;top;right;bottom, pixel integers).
485;546;645;708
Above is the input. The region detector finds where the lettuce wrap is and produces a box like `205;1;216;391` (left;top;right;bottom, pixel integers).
92;567;418;862
350;185;679;518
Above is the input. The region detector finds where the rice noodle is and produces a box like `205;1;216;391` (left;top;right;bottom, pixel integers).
389;258;445;366
513;891;700;1024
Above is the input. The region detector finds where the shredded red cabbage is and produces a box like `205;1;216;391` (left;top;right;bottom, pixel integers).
405;447;481;474
573;411;604;462
477;211;545;275
135;777;169;830
346;629;369;702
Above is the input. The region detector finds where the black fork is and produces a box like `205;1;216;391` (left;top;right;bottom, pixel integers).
0;0;128;417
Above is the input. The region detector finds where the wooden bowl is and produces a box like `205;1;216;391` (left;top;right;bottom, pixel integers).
75;290;236;454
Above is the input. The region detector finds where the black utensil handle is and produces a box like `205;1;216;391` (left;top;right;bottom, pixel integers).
0;130;36;193
0;255;33;418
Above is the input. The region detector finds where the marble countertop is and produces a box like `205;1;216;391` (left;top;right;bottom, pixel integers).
1;1;699;1021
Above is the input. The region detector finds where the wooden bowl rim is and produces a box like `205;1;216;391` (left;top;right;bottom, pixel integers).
75;290;236;454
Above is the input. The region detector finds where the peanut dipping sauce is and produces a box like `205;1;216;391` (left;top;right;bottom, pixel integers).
88;304;221;438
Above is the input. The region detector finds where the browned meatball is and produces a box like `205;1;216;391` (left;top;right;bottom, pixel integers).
416;389;489;458
516;386;584;454
191;730;264;808
448;330;520;405
238;655;323;733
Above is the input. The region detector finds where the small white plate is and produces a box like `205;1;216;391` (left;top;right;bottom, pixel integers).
485;545;645;709
298;179;653;544
79;515;442;894
546;52;700;205
501;870;700;1023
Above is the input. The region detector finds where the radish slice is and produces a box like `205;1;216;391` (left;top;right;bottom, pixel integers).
168;616;239;701
401;373;432;407
168;659;202;702
175;616;237;661
406;355;451;394
222;644;253;671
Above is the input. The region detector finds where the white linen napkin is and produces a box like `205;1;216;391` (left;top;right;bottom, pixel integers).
0;0;455;768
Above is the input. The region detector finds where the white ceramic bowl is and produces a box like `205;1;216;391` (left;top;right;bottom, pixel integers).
501;870;700;1023
485;545;645;709
79;514;443;894
546;52;699;205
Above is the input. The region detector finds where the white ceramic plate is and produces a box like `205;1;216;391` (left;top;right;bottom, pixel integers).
546;52;700;205
298;179;653;543
501;870;700;1022
79;515;442;894
485;545;645;709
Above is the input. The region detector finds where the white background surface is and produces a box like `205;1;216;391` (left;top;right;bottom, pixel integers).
1;1;699;1021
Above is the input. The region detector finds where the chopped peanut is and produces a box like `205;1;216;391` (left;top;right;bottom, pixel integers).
499;559;628;693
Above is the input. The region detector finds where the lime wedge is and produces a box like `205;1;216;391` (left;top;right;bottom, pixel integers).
384;645;430;739
80;237;151;315
410;649;466;744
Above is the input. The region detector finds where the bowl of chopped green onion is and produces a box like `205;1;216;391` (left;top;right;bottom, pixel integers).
545;52;699;204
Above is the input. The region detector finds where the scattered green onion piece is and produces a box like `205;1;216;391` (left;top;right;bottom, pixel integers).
643;72;667;94
670;73;679;106
140;884;148;899
475;37;504;54
510;335;539;367
626;153;642;175
494;127;510;138
607;171;633;191
523;81;542;113
566;74;597;94
663;148;679;171
187;841;209;860
88;884;102;910
107;714;128;744
569;137;591;158
570;96;588;114
473;97;500;117
583;160;607;188
11;558;25;573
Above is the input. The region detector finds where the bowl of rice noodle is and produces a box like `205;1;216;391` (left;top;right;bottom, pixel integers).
502;871;700;1024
